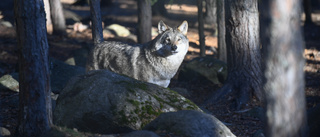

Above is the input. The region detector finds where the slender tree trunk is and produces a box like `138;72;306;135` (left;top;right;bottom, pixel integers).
89;0;104;46
206;0;262;109
217;0;226;62
198;0;206;57
44;0;52;26
204;0;217;26
49;0;66;35
14;0;52;136
303;0;312;24
137;0;152;44
260;0;308;136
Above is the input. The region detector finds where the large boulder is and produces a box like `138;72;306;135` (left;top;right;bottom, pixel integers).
53;70;202;134
179;57;227;84
144;110;236;137
50;58;85;94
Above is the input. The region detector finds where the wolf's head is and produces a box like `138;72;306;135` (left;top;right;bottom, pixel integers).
152;20;189;58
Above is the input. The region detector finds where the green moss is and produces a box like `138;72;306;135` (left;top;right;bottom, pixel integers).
127;88;136;93
126;99;140;107
135;83;148;91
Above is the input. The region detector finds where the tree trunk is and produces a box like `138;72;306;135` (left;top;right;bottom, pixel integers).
206;0;262;109
204;0;217;26
217;0;227;62
260;0;308;137
303;0;312;24
49;0;66;35
44;0;52;26
14;0;52;136
152;0;167;16
137;0;152;44
198;0;206;57
89;0;104;46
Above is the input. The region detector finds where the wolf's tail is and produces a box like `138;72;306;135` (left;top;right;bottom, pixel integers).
89;0;104;46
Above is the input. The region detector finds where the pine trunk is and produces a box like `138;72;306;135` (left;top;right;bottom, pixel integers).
260;0;308;136
198;0;206;57
49;0;66;35
89;0;104;46
217;0;227;62
137;0;152;44
204;0;217;25
206;0;262;109
14;0;52;136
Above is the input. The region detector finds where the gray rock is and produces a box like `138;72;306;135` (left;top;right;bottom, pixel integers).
72;48;89;67
170;87;192;98
50;58;85;94
0;74;19;92
0;127;11;136
252;130;265;137
0;21;13;27
144;110;236;137
105;24;131;37
179;57;227;84
53;70;202;134
123;130;159;137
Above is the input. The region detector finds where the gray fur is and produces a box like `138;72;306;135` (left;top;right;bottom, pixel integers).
86;21;189;87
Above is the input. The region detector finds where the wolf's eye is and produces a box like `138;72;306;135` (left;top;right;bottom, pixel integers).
177;38;181;41
166;38;170;43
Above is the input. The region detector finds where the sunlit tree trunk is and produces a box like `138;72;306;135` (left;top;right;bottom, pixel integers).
260;0;308;136
14;0;52;136
49;0;66;35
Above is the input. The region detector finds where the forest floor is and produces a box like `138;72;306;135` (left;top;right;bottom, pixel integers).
1;0;320;136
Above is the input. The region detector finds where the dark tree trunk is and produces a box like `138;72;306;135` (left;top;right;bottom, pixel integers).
206;0;262;109
204;0;217;26
303;0;312;24
14;0;52;136
260;0;308;137
137;0;152;44
198;0;206;57
152;0;167;16
49;0;66;35
217;0;227;62
89;0;104;46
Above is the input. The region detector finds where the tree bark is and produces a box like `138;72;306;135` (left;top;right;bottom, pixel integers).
198;0;206;57
152;0;167;16
89;0;104;46
260;0;308;136
303;0;312;24
14;0;52;136
49;0;66;35
206;0;262;109
137;0;152;44
204;0;217;26
217;0;227;62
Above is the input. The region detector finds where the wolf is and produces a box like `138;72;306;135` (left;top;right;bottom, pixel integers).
86;20;189;87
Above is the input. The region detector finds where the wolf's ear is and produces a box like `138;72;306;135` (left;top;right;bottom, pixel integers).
158;20;168;34
178;20;188;35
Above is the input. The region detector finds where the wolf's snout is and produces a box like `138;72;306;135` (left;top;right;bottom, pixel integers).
171;45;177;51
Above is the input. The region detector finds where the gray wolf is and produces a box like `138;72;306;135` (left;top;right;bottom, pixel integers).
86;20;189;87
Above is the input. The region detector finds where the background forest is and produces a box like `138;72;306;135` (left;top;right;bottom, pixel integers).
0;0;320;136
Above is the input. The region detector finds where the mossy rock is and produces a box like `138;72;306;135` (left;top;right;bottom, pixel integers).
53;70;202;134
179;57;227;84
